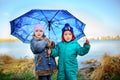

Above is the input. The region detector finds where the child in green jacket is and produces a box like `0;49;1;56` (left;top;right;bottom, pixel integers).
48;23;90;80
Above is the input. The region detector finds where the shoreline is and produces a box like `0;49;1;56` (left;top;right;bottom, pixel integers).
0;38;120;42
0;38;20;42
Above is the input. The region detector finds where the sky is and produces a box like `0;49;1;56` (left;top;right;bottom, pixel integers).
0;0;120;38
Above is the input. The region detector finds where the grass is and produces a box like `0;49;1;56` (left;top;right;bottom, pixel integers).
0;54;91;80
2;54;120;80
0;72;91;80
0;72;36;80
90;54;120;80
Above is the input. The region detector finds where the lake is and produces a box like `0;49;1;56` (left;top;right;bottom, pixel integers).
0;40;120;68
77;40;120;68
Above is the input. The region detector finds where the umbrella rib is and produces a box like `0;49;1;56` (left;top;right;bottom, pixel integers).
80;23;85;36
75;19;85;36
52;17;73;22
50;10;60;21
26;30;33;41
26;16;45;22
40;11;49;21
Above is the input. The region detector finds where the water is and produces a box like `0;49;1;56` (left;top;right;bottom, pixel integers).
0;40;120;68
77;40;120;68
0;42;33;58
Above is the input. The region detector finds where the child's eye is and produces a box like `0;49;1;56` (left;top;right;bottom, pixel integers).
64;33;68;35
39;30;43;32
35;30;39;32
35;30;43;32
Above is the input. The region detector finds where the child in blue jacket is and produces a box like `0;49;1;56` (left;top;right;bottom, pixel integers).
49;23;90;80
30;24;57;80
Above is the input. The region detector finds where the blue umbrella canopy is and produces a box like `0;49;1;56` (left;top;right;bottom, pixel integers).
10;9;86;43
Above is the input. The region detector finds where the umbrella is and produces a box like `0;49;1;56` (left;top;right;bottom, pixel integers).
10;9;86;43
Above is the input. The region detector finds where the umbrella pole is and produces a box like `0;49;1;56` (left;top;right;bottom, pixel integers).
49;31;50;39
48;21;51;39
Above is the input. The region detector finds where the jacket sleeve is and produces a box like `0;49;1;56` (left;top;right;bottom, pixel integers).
76;42;90;56
30;39;47;54
51;43;59;57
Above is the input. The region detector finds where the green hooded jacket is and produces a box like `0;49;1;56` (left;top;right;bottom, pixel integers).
51;40;90;80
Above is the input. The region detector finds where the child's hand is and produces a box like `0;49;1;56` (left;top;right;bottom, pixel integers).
47;49;51;55
48;41;55;48
85;39;90;45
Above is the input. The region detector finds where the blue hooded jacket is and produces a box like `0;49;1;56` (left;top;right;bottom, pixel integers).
30;37;57;76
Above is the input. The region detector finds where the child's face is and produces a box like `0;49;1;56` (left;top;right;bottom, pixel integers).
63;31;72;42
34;29;44;38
